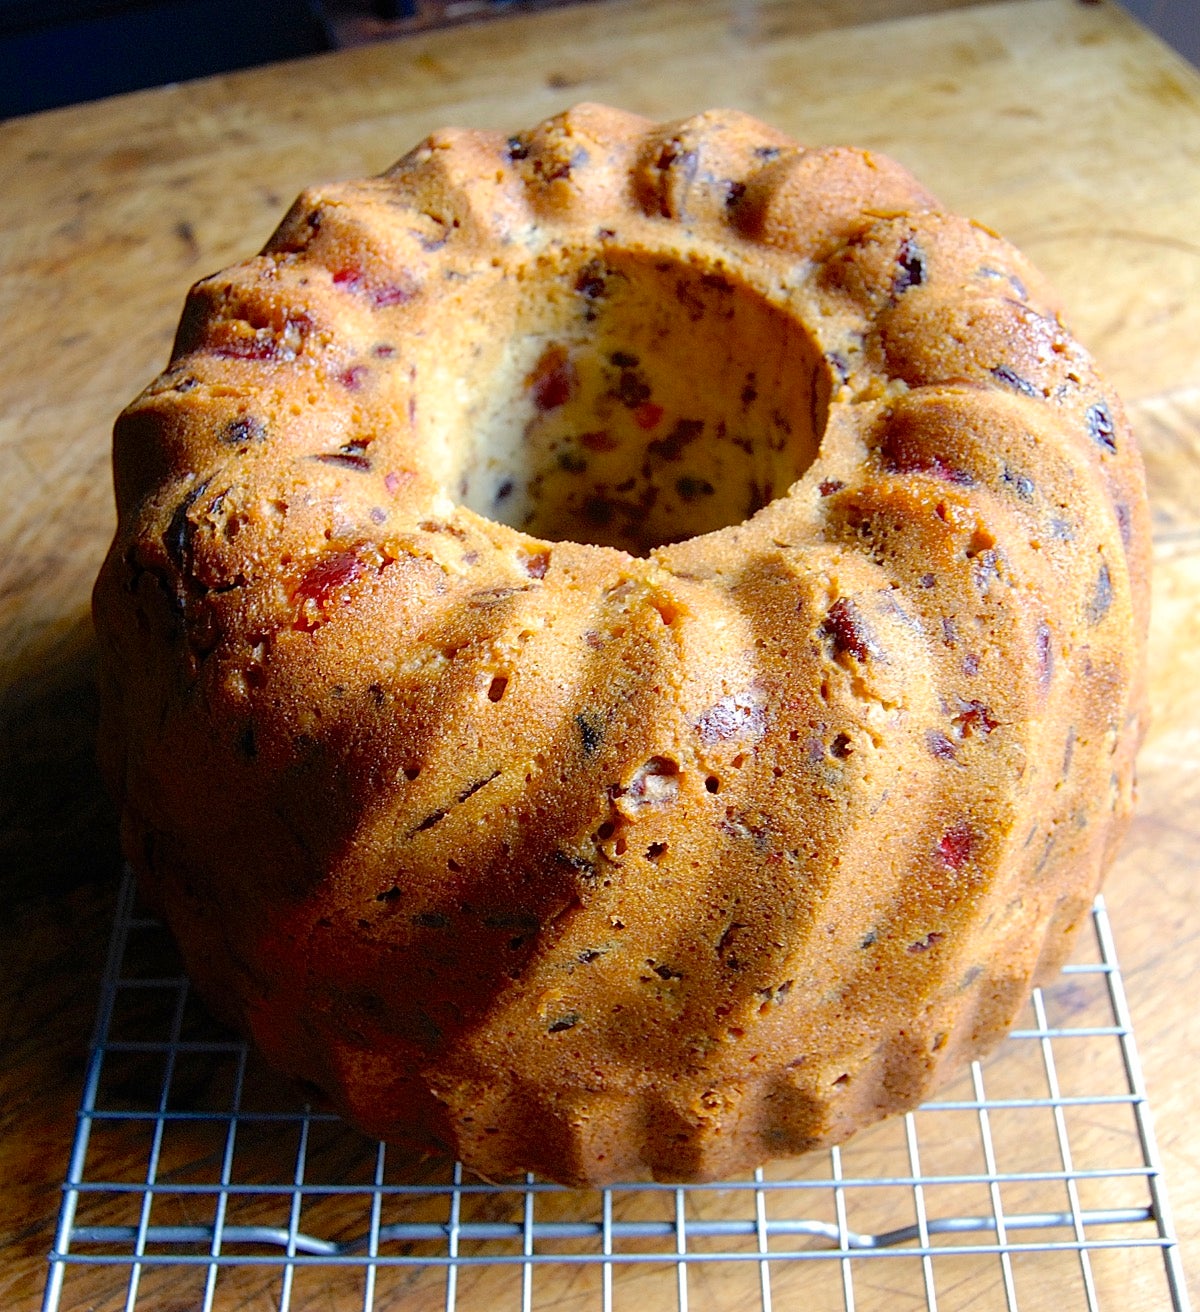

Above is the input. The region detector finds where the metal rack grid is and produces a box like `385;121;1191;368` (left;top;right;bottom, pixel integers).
44;870;1190;1311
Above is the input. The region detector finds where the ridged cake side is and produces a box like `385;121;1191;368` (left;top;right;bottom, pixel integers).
93;104;1149;1185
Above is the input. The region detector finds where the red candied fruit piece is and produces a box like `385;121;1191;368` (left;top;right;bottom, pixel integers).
937;821;975;871
211;334;280;362
633;401;664;430
952;698;998;737
384;470;415;495
294;549;367;631
520;549;551;579
820;597;883;662
527;345;576;411
332;266;419;306
372;280;418;307
880;430;974;486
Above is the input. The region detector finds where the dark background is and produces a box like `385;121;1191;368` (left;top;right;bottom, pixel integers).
0;0;592;118
1;0;1196;122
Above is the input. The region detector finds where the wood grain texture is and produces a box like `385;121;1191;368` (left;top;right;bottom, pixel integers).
2;0;1198;1307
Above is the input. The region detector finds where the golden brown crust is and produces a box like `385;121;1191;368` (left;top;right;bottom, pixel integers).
93;104;1149;1185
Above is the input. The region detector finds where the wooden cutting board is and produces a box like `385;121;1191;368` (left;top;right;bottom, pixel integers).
2;0;1198;1307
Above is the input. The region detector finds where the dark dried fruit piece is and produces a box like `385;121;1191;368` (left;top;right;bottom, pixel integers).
651;141;699;218
528;345;576;410
584;496;615;527
221;415;266;445
458;770;501;802
676;475;715;501
313;450;371;472
615;368;652;409
535;144;588;183
1086;401;1117;454
990;364;1041;398
648;418;703;461
1114;501;1133;550
411;810;447;836
163;479;211;570
576;713;603;757
556;850;597;877
927;730;958;762
827;352;851;383
695;691;767;745
1087;560;1113;625
893;238;927;294
574;259;608;299
413;910;449;927
820;597;884;663
1001;467;1035;499
1035;621;1054;691
978;265;1028;299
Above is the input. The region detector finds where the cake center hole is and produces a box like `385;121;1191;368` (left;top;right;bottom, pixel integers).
453;252;831;555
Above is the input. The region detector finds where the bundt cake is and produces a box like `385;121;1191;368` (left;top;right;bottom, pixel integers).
93;104;1150;1186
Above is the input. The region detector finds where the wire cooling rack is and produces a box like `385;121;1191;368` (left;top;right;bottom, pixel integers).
44;871;1190;1312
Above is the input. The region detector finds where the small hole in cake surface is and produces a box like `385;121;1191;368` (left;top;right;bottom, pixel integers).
440;250;831;555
